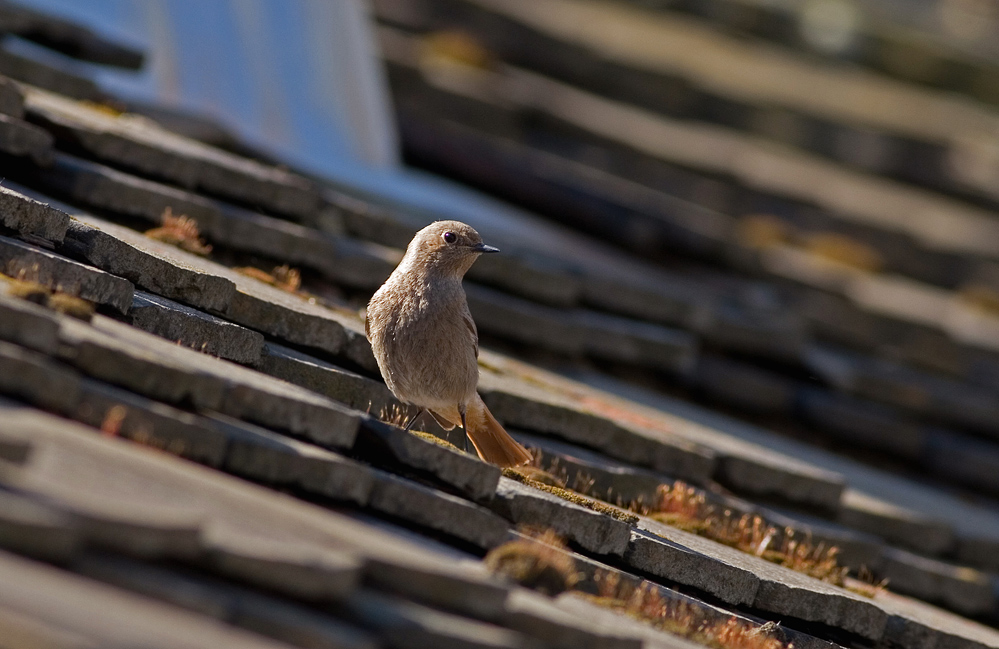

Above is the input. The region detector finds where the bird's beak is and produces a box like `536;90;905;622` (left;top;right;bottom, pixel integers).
472;243;500;254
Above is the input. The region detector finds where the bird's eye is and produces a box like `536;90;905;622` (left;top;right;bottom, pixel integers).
442;231;457;244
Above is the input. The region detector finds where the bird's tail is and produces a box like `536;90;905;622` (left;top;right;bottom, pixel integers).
464;393;532;467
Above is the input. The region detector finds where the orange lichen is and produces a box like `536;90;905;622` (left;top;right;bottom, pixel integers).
737;214;793;249
804;232;883;272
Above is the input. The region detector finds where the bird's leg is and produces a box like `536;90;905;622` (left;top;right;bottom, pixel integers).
403;408;424;431
460;405;470;453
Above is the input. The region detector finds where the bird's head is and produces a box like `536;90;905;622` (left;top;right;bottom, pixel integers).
404;220;499;277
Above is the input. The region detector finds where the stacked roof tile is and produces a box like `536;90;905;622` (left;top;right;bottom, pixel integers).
1;2;999;648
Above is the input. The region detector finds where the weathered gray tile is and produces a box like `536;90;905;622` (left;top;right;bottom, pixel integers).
73;377;229;468
0;289;61;353
467;282;583;355
75;552;376;649
58;314;361;449
213;413;374;504
797;387;927;460
129;290;264;365
626;526;760;607
553;593;708;649
62;214;237;313
631;518;888;639
205;532;363;602
501;588;644;649
346;589;527;649
691;355;795;414
0;233;132;312
838;489;955;557
0;548;300;649
490;477;632;556
362;554;513;620
879;547;996;618
26;87;323;220
479;371;715;484
357;416;500;501
0;488;80;561
879;589;999;649
511;431;665;506
0;50;101;101
468;249;582;307
0;183;69;243
569;371;848;510
255;341;397;414
0;112;52;164
368;471;510;550
0;6;144;69
0;339;81;414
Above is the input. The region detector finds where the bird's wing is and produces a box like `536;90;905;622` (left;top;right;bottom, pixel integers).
464;310;479;358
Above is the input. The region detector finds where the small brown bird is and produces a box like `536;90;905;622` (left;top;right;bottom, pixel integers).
366;221;532;467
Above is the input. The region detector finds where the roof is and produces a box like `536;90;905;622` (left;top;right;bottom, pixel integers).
1;1;999;648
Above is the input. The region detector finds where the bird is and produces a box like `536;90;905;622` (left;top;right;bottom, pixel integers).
365;220;532;467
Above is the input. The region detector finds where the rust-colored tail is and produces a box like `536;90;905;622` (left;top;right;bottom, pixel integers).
463;394;532;467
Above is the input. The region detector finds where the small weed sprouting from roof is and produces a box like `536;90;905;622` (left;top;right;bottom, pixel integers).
235;264;303;294
484;527;579;596
145;207;212;256
583;570;791;649
375;403;466;452
847;566;890;599
488;530;792;649
631;481;859;590
5;273;95;321
503;464;639;524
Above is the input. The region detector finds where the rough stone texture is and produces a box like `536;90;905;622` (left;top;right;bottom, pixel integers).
368;471;510;549
880;590;999;649
0;183;69;243
468;249;582;308
26;87;323;220
581;270;712;329
129;290;264;365
74;552;377;649
205;533;363;602
347;589;525;649
73;377;229;468
566;370;846;509
0;233;133;312
490;477;632;556
754;505;884;573
0;339;81;414
626;526;760;607
553;593;708;649
632;519;888;640
0;290;61;353
501;588;644;649
255;342;397;414
467;283;698;371
479;370;715;484
797;387;927;460
0;548;303;649
62;214;237;313
512;430;665;505
58;314;361;449
692;355;796;414
838;489;955;557
356;415;501;501
879;548;997;619
214;413;374;504
0;112;52;164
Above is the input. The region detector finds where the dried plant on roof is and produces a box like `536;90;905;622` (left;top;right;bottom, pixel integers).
485;527;579;596
630;481;854;589
503;465;638;524
581;570;791;649
235;264;302;294
145;207;212;256
4;273;95;321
